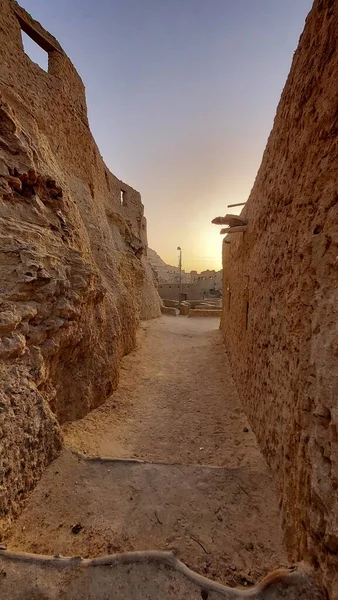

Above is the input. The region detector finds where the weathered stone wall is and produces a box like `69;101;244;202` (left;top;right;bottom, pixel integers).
0;0;160;535
221;1;338;596
158;282;221;302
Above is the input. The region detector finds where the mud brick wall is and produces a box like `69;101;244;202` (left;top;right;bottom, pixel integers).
0;0;160;535
221;1;338;595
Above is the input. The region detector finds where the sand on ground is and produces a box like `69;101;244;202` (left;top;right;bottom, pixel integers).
6;316;288;589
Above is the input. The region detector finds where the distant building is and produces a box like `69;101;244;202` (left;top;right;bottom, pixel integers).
190;269;222;290
148;248;222;301
147;248;190;283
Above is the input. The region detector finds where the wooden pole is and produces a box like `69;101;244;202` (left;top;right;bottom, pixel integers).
220;225;247;234
212;215;247;226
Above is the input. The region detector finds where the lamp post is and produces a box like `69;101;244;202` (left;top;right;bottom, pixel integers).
177;246;182;305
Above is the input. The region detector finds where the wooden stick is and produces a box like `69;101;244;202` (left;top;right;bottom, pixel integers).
228;202;246;207
212;215;247;226
220;225;247;234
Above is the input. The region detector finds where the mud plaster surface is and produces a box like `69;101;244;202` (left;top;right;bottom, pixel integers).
220;1;338;595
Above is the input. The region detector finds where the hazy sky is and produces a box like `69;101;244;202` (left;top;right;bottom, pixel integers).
21;0;312;271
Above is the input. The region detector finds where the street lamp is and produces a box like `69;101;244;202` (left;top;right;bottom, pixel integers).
177;246;182;304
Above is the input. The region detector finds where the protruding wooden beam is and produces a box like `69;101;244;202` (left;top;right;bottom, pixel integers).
228;202;246;208
14;6;62;53
223;239;231;244
220;226;247;234
212;214;247;227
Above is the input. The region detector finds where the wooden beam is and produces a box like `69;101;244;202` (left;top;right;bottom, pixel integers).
227;213;247;222
212;214;248;226
228;202;246;208
15;8;61;53
220;225;247;234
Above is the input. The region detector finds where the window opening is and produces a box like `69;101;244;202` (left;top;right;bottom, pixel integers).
120;190;126;206
21;30;48;72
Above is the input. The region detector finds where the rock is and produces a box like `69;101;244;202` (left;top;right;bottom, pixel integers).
0;310;21;335
324;534;338;554
27;169;37;185
71;523;83;535
5;175;22;191
0;333;26;359
0;178;12;196
0;159;9;177
0;0;160;543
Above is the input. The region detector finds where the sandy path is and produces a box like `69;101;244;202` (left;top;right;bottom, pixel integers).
7;316;288;587
63;316;263;469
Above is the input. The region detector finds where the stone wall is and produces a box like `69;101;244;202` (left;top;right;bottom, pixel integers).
221;1;338;596
0;0;160;535
159;282;221;302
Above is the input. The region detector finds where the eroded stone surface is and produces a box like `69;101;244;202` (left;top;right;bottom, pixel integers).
0;0;160;535
221;1;338;596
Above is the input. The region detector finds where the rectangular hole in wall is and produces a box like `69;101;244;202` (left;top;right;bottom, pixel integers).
245;301;249;330
120;190;126;206
21;30;49;72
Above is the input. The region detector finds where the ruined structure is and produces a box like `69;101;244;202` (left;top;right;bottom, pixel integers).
148;249;222;301
158;281;221;302
148;248;222;291
147;248;191;283
0;0;160;535
220;0;338;596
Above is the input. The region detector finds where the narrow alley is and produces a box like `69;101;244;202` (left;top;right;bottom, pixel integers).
1;1;336;598
7;316;287;588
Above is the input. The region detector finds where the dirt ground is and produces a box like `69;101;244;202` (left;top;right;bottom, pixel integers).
6;316;289;589
63;316;265;469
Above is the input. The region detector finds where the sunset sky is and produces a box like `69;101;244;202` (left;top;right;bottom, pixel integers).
21;0;313;272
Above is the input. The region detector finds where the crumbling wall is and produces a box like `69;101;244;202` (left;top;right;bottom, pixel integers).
0;0;160;535
221;1;338;596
